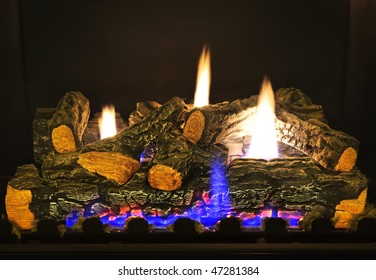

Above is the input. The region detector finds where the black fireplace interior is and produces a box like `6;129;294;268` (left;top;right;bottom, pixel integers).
1;0;376;254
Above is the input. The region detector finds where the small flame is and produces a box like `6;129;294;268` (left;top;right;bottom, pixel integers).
245;77;279;160
98;105;117;139
193;45;211;107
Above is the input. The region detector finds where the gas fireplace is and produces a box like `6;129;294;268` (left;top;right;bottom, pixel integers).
1;0;376;253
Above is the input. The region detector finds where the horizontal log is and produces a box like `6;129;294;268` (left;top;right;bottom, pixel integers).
6;164;102;230
106;166;196;214
275;104;359;171
42;152;129;186
184;88;359;171
183;96;258;145
226;158;368;218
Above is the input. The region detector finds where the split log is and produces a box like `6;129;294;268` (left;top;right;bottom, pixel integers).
226;157;368;222
42;97;187;186
82;112;127;145
33;108;56;164
42;151;133;186
183;96;258;145
48;91;90;153
333;189;367;229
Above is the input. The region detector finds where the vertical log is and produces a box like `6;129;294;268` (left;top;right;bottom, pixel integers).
49;91;90;153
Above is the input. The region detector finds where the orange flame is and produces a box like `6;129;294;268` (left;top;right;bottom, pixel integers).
245;77;279;160
193;45;211;107
98;105;117;139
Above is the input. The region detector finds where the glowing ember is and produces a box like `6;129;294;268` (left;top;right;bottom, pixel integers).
98;105;117;139
245;77;279;160
193;45;211;107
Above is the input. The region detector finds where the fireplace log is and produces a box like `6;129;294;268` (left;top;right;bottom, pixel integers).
41;151;134;186
33;108;56;164
106;166;196;215
275;88;328;123
6;164;103;230
226;158;367;220
128;101;162;126
42;97;187;186
49;91;90;154
148;130;195;191
275;105;359;172
274;87;359;172
183;96;258;145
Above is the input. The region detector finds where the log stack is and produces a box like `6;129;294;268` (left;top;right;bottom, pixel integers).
6;88;368;230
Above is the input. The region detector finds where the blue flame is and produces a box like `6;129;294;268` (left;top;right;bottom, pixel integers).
208;159;231;218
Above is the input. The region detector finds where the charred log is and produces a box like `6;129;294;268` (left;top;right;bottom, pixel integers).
275;88;327;123
41;97;187;186
33;108;56;164
128;101;161;126
275;105;359;172
183;96;258;145
148;130;194;191
106;166;195;214
226;158;368;215
42;151;131;186
48;91;90;153
6;164;102;230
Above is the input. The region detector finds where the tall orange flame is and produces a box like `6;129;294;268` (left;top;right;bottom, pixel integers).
245;77;279;160
193;45;211;107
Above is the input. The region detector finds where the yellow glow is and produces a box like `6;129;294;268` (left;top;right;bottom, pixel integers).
245;77;279;160
193;45;211;107
98;105;117;139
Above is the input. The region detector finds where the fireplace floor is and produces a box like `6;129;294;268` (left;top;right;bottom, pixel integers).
1;242;376;260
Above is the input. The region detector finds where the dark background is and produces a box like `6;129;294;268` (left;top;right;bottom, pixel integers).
1;0;375;206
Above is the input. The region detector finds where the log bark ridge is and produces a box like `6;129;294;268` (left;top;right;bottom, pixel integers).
226;158;367;215
183;88;359;171
33;108;56;164
48;91;90;153
148;130;195;191
183;96;258;145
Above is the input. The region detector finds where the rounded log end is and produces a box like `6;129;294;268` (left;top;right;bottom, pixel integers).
335;147;357;172
5;185;35;230
78;151;141;185
52;125;76;153
183;110;205;144
148;164;182;191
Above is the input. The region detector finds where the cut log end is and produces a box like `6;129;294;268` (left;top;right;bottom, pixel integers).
52;125;76;153
148;164;182;191
5;185;35;230
183;110;205;144
77;151;141;185
334;188;367;229
335;147;357;172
